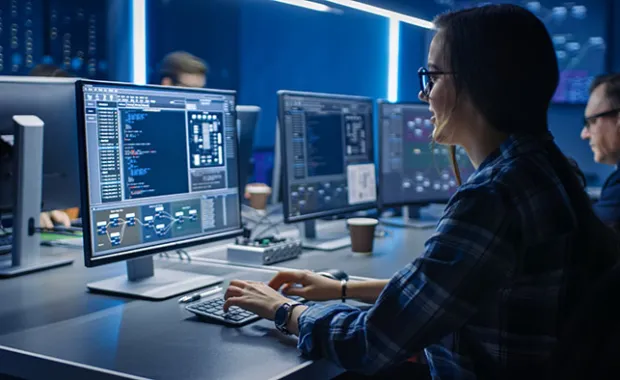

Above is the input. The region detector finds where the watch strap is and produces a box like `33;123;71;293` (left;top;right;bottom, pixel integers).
275;303;292;334
285;303;305;330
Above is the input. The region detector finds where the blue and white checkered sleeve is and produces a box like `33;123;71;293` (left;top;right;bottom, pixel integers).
296;186;516;375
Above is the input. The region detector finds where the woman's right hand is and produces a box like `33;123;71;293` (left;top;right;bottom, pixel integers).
268;270;342;301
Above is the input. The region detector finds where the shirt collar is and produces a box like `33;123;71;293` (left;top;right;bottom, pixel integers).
477;132;553;172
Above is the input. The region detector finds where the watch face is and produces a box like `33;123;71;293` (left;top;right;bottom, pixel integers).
275;303;290;327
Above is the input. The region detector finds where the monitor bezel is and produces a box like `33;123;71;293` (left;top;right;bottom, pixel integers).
277;90;377;224
76;79;244;268
376;99;452;209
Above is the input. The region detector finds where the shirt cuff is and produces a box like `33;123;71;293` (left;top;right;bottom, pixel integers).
297;302;359;357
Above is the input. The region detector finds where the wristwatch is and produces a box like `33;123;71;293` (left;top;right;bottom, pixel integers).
274;302;302;335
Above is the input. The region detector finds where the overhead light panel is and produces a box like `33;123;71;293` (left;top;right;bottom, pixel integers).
387;18;400;102
322;0;434;29
131;0;147;85
273;0;332;12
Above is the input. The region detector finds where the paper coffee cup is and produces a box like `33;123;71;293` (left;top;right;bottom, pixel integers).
347;218;378;254
246;184;271;210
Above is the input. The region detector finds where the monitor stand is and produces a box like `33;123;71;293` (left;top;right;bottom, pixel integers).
380;206;438;229
0;116;73;278
87;256;223;301
299;220;351;251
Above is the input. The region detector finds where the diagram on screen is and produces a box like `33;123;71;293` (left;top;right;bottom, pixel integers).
289;180;348;215
188;111;225;169
433;1;606;103
344;114;367;156
92;199;202;252
386;109;474;197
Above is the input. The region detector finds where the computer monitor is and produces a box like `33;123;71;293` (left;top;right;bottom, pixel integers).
377;100;475;228
76;80;243;300
278;90;377;250
236;105;260;194
0;76;80;212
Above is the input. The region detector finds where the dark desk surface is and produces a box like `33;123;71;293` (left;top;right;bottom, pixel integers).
0;252;343;380
0;221;433;380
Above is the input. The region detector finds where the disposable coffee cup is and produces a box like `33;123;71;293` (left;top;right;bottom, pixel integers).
347;218;378;254
246;184;271;210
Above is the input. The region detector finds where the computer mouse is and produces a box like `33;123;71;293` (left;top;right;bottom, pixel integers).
316;269;349;281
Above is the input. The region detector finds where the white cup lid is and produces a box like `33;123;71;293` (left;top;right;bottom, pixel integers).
246;185;271;194
347;218;379;227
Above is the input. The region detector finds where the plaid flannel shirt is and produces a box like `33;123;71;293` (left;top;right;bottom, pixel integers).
297;134;584;379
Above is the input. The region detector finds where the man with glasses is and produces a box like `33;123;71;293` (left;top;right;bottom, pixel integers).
158;51;208;88
582;73;620;228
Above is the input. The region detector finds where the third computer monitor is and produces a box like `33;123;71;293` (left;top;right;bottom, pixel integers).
378;101;475;208
278;90;376;224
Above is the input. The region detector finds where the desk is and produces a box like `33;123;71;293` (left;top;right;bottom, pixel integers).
190;220;430;279
0;250;343;380
0;221;434;380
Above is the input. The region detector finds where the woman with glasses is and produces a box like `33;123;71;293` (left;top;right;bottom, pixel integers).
223;4;619;379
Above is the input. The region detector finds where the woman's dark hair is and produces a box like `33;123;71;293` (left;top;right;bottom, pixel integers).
435;4;617;312
434;4;558;134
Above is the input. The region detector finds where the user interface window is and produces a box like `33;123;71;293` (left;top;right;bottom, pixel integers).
281;93;376;220
81;84;240;257
379;103;475;206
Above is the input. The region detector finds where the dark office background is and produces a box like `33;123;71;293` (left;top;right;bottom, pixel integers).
8;0;620;185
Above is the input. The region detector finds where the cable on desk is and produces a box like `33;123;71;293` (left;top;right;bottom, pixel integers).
33;227;82;237
252;218;285;240
176;248;191;261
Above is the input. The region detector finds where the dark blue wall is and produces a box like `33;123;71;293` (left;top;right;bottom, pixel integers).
238;1;390;149
146;0;239;90
397;22;426;102
139;0;618;185
612;0;620;72
107;0;131;82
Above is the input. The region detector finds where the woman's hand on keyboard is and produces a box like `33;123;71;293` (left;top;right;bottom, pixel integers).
268;270;341;301
223;280;292;320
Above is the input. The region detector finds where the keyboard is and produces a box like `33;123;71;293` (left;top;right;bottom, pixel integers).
302;236;351;251
186;295;306;327
40;237;83;248
186;298;259;326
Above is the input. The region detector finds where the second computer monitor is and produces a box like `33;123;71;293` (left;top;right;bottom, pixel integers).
378;101;475;208
278;90;376;223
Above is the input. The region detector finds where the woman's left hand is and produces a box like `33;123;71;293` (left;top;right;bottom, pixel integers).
223;280;292;320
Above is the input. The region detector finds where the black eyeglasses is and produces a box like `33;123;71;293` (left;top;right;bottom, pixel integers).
418;67;453;98
583;108;620;129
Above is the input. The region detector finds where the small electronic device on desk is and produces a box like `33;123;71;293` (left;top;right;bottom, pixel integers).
227;235;302;265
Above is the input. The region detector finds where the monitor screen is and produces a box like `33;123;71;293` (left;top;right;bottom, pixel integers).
278;91;376;223
77;81;243;267
378;101;475;208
